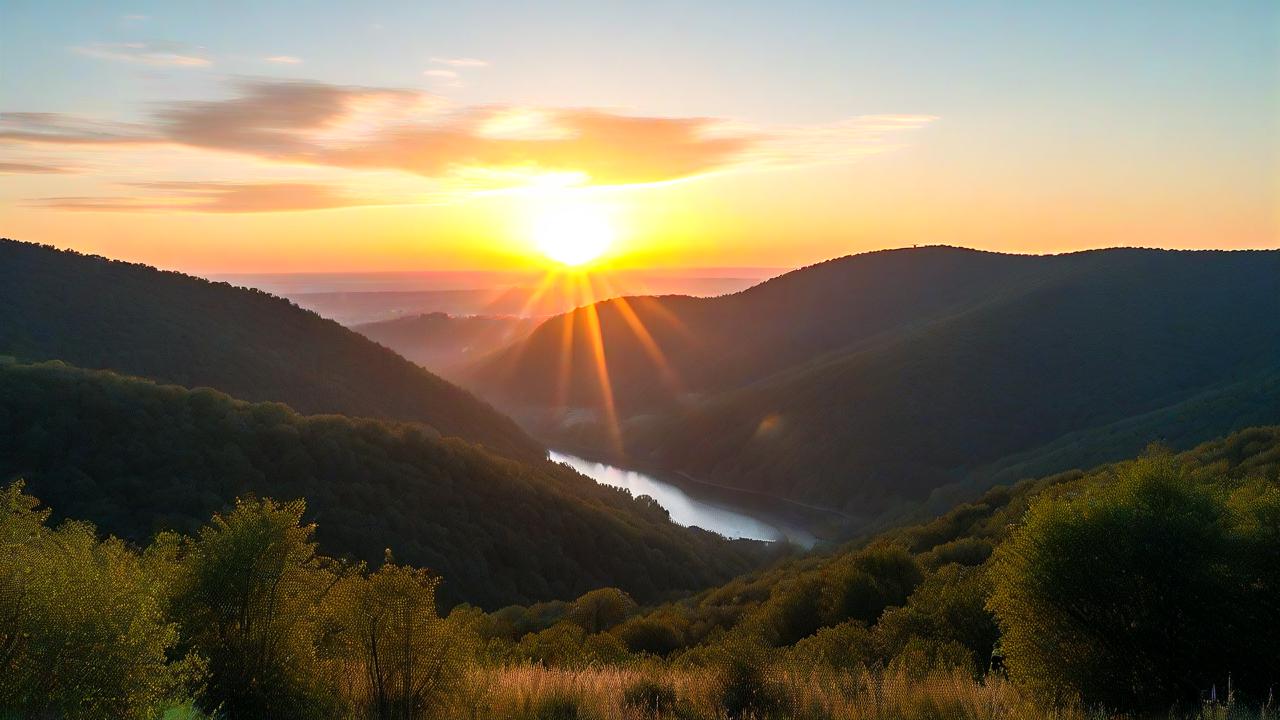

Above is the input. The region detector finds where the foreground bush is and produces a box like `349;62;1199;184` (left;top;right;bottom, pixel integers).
0;482;197;720
989;452;1280;712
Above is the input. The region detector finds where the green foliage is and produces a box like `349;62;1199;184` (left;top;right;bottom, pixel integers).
531;692;593;720
483;246;1280;520
988;452;1280;711
0;482;197;720
565;587;637;634
333;557;470;719
622;677;679;718
822;546;923;626
614;617;685;657
0;360;764;608
786;620;874;669
171;497;345;720
0;237;542;460
512;622;588;666
3;424;1280;717
586;427;1280;714
872;564;998;675
714;638;783;720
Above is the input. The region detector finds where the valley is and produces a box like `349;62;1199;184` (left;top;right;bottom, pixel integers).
4;5;1275;717
549;450;822;548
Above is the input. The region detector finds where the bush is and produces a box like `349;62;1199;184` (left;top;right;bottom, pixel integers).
171;497;345;720
615;617;684;656
715;639;784;720
988;453;1280;711
788;620;874;669
622;678;679;718
513;622;588;666
0;482;197;720
566;587;637;634
533;691;591;720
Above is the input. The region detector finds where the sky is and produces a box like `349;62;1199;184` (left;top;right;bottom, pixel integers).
1;0;1277;273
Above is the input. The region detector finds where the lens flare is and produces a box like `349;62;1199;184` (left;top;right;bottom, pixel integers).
531;202;615;267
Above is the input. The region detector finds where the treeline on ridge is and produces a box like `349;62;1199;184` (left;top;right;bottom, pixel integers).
473;247;1280;524
0;238;541;460
0;359;767;608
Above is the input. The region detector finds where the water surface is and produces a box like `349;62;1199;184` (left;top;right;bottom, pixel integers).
551;450;815;546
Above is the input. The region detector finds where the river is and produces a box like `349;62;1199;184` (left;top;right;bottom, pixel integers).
550;450;818;547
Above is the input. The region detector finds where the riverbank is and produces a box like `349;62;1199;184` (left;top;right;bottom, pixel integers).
547;446;855;547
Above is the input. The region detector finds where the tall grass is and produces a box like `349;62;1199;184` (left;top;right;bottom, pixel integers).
444;664;1086;720
440;664;1277;720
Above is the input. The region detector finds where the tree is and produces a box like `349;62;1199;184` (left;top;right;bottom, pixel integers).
0;481;194;720
336;555;468;720
565;587;637;634
172;496;344;719
988;453;1279;711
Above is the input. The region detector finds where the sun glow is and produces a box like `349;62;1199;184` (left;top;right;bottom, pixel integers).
531;201;616;267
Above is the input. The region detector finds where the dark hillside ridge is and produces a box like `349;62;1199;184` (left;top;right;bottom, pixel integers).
0;239;541;460
470;246;1280;520
0;359;766;608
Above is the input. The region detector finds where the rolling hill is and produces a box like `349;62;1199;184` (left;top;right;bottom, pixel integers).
467;247;1280;521
0;239;541;460
576;424;1280;702
354;312;540;374
0;359;767;608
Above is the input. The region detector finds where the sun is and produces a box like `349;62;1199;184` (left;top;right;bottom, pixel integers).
531;202;615;267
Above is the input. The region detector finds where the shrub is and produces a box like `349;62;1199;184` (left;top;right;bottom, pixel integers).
615;617;684;656
566;587;637;634
788;620;874;669
715;639;784;720
533;691;591;720
171;497;345;719
0;482;197;720
988;453;1280;711
622;678;679;718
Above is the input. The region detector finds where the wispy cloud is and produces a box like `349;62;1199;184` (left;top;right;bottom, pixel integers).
27;181;383;213
73;41;211;67
2;79;937;191
0;161;76;174
0;112;154;144
423;69;458;79
264;55;302;64
430;57;488;68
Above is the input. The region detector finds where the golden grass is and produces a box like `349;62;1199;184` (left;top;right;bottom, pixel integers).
442;664;1094;720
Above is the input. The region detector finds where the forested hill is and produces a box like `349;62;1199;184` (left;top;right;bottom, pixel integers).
0;359;766;608
565;425;1280;713
0;239;541;460
468;247;1280;519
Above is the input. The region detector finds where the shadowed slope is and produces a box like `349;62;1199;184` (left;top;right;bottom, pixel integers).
0;238;542;460
468;247;1280;519
0;360;766;608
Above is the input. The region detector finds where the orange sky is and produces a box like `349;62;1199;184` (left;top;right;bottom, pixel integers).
1;2;1276;273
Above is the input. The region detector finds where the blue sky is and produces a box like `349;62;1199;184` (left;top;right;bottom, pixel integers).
1;1;1276;271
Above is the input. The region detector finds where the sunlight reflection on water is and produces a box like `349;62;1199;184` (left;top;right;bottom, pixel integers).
550;450;787;543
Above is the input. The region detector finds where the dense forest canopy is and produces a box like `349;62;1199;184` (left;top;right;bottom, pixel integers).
488;426;1280;714
469;247;1280;521
0;359;767;608
5;426;1277;719
0;238;542;460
